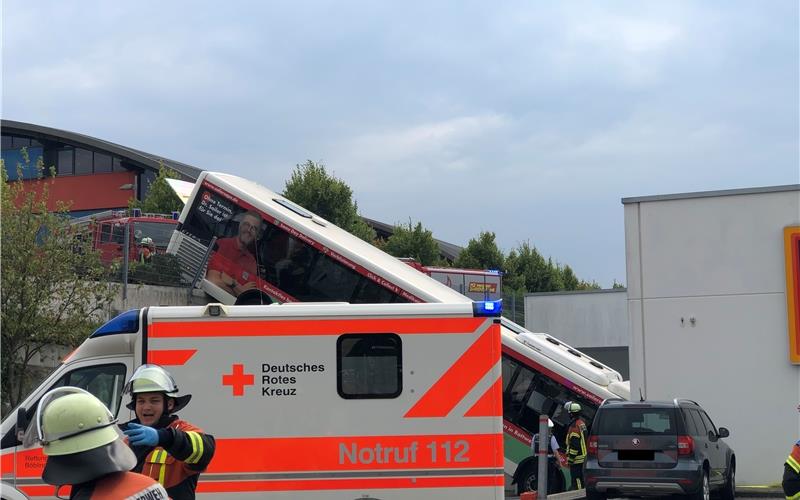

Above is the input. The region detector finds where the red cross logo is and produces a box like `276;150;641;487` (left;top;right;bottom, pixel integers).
222;364;254;396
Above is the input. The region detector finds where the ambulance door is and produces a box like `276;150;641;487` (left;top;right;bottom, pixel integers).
0;357;133;499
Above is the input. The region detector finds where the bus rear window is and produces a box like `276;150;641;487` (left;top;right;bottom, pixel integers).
594;408;677;435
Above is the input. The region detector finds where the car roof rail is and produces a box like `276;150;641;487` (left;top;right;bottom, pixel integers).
674;398;701;407
601;397;626;406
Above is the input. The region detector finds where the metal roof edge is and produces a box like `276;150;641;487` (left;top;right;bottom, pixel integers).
525;288;627;298
1;119;204;181
621;184;800;204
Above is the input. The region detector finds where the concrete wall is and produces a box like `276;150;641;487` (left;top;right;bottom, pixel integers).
524;289;630;377
624;186;800;485
108;283;210;315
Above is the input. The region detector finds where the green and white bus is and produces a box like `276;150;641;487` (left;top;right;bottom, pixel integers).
168;171;630;494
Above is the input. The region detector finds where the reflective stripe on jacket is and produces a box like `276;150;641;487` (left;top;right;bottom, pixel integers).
785;442;800;500
124;416;216;500
566;417;588;465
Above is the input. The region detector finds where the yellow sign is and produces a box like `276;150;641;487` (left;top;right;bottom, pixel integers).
468;282;497;293
785;226;800;364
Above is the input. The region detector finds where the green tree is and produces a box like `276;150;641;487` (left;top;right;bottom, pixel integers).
1;152;115;415
283;160;376;242
453;231;505;271
612;279;626;289
505;242;565;293
577;279;602;290
129;165;182;214
384;220;441;266
561;264;580;290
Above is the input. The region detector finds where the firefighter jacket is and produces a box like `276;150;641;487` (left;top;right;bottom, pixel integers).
565;416;588;465
784;440;800;500
69;471;169;500
121;415;216;500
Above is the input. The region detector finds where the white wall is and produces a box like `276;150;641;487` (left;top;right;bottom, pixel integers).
625;187;800;485
524;290;629;348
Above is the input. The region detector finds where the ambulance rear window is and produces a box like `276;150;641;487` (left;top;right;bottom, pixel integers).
337;334;402;399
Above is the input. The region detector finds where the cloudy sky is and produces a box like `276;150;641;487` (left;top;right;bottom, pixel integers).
3;1;798;286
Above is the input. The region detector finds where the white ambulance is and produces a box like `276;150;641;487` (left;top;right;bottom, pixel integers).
0;301;504;499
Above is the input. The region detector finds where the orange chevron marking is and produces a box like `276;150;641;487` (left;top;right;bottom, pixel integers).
404;322;500;418
464;376;503;417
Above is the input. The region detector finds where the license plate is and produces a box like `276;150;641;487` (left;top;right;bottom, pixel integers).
618;450;655;460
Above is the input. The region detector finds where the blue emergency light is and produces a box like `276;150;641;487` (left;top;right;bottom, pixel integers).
90;309;140;338
472;300;502;317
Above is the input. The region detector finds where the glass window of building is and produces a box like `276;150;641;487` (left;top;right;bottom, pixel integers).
1;135;12;150
11;137;30;148
57;148;74;176
94;152;112;173
74;148;93;175
112;157;126;172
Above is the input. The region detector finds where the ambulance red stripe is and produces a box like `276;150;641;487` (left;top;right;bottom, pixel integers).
195;475;504;493
149;317;486;338
147;349;197;365
205;433;503;473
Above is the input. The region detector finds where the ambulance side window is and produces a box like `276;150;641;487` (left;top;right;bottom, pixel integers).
0;363;127;449
337;334;402;399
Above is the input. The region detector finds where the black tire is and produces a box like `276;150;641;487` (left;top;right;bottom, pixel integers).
516;460;565;495
586;489;607;500
720;461;735;500
688;469;710;500
234;289;273;305
516;462;538;496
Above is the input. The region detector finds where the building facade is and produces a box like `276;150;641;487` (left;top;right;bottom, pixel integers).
1;120;202;216
624;184;800;485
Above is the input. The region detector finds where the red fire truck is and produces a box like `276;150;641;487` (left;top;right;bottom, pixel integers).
399;259;502;301
72;209;178;265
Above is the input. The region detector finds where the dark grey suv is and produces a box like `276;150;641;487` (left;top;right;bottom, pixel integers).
584;399;735;500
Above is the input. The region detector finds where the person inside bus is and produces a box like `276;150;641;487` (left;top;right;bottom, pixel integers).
205;210;263;297
120;364;216;500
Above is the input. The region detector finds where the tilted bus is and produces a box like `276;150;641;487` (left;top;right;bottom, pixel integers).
166;172;630;494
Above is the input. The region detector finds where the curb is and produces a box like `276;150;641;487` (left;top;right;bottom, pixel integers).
736;485;785;497
507;486;784;499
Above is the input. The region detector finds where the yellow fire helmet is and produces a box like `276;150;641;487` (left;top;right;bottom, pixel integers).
24;387;136;486
566;401;582;414
123;364;192;412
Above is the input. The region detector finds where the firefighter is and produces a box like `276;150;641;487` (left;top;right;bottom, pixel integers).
139;237;155;264
564;401;588;490
784;439;800;500
121;364;216;500
27;386;168;499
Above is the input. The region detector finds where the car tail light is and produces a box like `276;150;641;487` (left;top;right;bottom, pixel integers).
588;435;598;456
677;435;694;456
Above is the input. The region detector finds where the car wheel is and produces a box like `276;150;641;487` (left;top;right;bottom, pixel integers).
516;463;538;496
720;462;735;500
689;470;710;500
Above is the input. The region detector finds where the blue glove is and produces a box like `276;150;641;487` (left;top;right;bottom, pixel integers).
124;422;159;447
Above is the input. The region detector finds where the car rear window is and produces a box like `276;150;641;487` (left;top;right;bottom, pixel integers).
594;407;678;435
